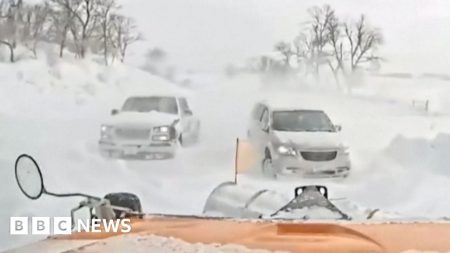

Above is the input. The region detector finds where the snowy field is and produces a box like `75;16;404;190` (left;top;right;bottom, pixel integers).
2;58;450;251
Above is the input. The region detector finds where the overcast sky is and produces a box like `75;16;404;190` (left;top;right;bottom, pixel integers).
122;0;450;73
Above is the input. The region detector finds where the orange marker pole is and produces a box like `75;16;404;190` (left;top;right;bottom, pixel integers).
234;138;239;184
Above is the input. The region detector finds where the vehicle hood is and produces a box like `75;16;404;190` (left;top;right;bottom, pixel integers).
273;130;343;149
104;111;178;128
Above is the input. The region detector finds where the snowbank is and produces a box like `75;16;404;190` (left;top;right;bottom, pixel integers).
0;53;188;120
353;75;450;114
385;134;450;177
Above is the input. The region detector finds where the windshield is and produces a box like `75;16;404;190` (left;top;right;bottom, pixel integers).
272;110;335;132
122;97;178;114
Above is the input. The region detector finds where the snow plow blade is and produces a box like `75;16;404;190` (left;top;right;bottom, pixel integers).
202;182;289;218
204;183;351;220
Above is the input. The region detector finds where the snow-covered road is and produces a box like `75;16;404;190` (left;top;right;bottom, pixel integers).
2;73;450;251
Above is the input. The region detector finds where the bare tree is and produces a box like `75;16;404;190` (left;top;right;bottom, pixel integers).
274;41;292;67
146;47;166;62
97;0;119;65
55;0;99;58
48;0;80;57
77;0;100;58
0;0;24;62
21;3;50;57
110;15;141;62
292;32;317;76
306;5;335;77
142;47;167;74
0;0;142;63
292;34;307;65
344;15;383;71
325;10;344;85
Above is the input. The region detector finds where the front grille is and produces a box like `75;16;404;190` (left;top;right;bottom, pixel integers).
300;151;337;161
115;128;150;140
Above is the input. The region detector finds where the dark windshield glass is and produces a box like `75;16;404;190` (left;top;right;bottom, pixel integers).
272;110;335;132
122;97;178;114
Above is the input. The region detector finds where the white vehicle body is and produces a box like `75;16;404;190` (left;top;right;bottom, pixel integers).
247;101;350;178
99;95;200;159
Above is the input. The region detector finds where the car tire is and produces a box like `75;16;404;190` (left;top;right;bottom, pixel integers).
179;130;199;147
262;152;277;179
164;152;176;159
178;134;186;147
195;122;201;136
189;122;201;144
100;150;115;159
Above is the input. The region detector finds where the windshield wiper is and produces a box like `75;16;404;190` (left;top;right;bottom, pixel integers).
304;128;334;132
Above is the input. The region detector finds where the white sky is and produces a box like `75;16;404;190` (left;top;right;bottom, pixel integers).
122;0;450;73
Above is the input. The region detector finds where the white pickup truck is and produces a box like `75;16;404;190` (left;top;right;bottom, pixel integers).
98;95;200;159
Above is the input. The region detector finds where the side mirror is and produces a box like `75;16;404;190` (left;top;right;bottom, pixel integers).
183;110;193;116
260;122;270;133
15;154;101;201
111;109;119;116
15;154;45;200
335;125;342;132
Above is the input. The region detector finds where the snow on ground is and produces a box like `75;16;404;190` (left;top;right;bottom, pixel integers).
2;58;450;251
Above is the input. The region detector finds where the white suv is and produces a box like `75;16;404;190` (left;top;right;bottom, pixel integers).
248;101;350;178
99;95;200;159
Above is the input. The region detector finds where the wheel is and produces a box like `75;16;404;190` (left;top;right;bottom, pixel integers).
340;172;349;179
262;152;277;179
179;130;199;147
178;134;185;147
193;122;200;143
100;150;115;158
189;129;200;145
163;152;175;159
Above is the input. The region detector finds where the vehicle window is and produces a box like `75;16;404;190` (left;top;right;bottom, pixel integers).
179;97;190;112
122;97;178;114
272;110;334;132
179;98;190;111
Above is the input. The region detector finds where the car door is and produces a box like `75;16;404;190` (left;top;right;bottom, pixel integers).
178;97;196;137
248;103;264;140
252;105;271;155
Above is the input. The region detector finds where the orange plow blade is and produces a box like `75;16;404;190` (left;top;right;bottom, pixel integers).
56;217;450;253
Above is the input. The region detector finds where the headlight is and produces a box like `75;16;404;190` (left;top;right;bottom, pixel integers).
101;125;112;132
100;125;113;139
152;135;170;141
340;146;350;155
338;145;350;155
277;145;297;156
153;126;170;133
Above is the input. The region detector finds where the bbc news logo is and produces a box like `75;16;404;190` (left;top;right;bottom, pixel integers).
10;217;131;235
